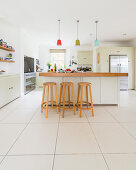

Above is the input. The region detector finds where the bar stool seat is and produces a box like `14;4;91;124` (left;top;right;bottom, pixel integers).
59;82;76;118
78;82;90;85
43;82;56;85
77;82;94;117
41;82;59;118
60;82;73;86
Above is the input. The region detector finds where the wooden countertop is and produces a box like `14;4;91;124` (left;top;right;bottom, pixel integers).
39;72;128;77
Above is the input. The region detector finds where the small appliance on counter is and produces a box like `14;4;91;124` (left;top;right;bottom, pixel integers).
0;70;6;74
58;68;65;73
77;66;92;72
65;68;71;73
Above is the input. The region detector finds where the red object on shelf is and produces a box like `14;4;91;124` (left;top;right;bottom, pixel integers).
51;69;53;72
65;68;71;72
57;39;62;46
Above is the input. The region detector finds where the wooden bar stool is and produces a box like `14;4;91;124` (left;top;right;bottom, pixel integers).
41;82;59;118
77;82;94;117
59;82;76;118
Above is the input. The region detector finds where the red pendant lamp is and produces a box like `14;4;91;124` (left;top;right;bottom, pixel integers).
57;19;62;46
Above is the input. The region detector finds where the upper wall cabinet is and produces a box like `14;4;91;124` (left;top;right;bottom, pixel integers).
77;51;93;65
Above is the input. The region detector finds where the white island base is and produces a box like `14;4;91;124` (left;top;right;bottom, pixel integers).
37;74;121;105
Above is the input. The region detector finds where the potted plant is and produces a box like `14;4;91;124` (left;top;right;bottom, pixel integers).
8;53;12;58
47;62;52;70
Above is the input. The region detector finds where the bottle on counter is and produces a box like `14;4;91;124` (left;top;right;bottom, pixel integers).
54;63;56;72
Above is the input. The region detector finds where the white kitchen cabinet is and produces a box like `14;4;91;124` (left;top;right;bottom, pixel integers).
38;75;120;105
0;75;20;108
101;77;119;104
83;77;101;104
97;47;135;89
77;51;92;65
0;77;9;108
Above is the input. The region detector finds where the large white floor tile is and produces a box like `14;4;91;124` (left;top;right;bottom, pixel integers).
0;109;10;121
14;96;41;110
56;123;100;154
86;107;117;123
105;106;136;122
1;90;136;169
60;110;88;123
0;99;20;121
0;156;4;163
9;124;58;155
104;154;136;170
0;155;53;170
1;109;37;124
91;123;136;153
121;123;136;138
53;154;108;170
0;124;25;155
31;110;60;123
112;110;136;122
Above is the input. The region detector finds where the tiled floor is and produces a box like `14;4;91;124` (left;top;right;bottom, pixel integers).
0;90;136;169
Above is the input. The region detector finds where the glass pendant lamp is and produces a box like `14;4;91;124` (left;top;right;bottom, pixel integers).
94;21;99;47
75;20;80;46
57;19;62;46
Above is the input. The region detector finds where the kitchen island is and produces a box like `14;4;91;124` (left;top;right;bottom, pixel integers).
38;72;128;105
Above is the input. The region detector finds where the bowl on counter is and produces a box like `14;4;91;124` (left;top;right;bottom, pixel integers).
0;70;6;74
58;69;65;73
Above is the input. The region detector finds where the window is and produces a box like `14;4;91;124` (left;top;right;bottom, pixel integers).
50;49;66;68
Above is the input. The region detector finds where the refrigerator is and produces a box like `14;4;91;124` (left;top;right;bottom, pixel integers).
109;55;128;90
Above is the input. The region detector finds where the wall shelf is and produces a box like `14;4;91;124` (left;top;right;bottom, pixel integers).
0;60;15;63
0;46;15;52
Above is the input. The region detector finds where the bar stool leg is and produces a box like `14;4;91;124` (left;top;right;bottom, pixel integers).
89;84;94;117
68;86;70;108
77;84;80;111
80;85;83;117
54;84;59;113
41;84;46;113
46;85;49;118
86;86;89;109
71;84;76;115
51;85;53;108
62;85;66;118
59;85;63;112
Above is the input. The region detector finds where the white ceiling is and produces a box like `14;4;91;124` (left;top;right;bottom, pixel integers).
1;0;136;46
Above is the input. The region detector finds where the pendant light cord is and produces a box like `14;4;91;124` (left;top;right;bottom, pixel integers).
58;19;60;39
95;21;98;40
77;20;79;40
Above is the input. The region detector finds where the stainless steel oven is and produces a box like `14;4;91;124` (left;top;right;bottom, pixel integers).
24;72;36;94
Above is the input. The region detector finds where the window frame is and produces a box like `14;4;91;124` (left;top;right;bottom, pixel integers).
50;49;66;68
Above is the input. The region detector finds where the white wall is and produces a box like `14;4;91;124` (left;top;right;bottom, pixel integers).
1;19;136;91
20;29;39;95
39;44;92;70
135;48;136;90
0;19;40;96
96;47;135;89
0;19;21;74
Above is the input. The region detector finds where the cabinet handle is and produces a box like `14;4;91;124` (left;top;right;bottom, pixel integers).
9;87;13;90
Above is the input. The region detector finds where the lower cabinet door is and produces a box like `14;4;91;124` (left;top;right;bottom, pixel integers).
0;75;20;108
8;76;20;103
0;77;9;108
